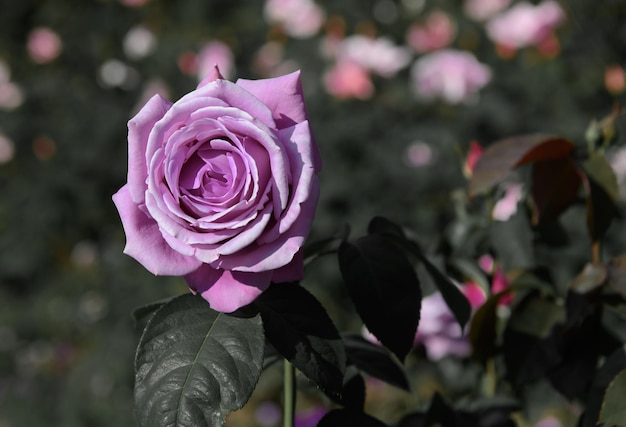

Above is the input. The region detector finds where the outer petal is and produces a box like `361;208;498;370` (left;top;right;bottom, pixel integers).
127;94;172;203
185;265;272;312
271;249;304;283
236;70;308;129
113;185;202;275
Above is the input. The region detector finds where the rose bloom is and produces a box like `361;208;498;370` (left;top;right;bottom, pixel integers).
486;0;565;49
113;67;321;312
411;49;491;104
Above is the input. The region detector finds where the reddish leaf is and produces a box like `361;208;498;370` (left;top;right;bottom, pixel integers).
530;156;582;225
469;135;575;196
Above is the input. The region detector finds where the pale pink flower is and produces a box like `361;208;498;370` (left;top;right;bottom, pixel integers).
405;141;433;167
492;183;524;221
123;26;157;60
0;82;24;110
406;10;456;53
534;416;562;427
486;1;565;49
338;35;412;78
27;27;62;64
323;60;374;100
464;0;511;21
197;41;235;82
411;49;491;104
264;0;325;39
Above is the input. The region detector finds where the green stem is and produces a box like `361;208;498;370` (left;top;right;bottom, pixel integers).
284;360;296;427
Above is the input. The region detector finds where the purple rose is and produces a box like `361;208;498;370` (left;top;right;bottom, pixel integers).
112;67;321;312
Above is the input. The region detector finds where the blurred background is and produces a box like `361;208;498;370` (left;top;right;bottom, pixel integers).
1;0;626;426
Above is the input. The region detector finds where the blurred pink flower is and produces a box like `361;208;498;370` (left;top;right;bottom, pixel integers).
534;416;562;427
27;27;62;64
123;26;157;60
0;133;15;164
406;10;456;53
406;141;433;167
411;49;491;104
338;35;412;78
295;405;327;427
0;81;23;110
197;41;235;82
264;0;325;39
464;0;511;21
486;1;565;49
492;183;524;221
120;0;150;7
605;65;626;94
323;60;374;100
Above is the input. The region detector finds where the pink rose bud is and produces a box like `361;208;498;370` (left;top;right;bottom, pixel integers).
113;68;321;312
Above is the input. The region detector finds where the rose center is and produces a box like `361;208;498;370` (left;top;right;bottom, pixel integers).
180;146;234;198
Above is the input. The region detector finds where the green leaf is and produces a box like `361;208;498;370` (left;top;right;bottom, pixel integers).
253;282;346;398
569;263;607;294
134;294;264;427
581;345;626;427
367;216;407;238
343;333;410;391
469;135;575;196
339;234;421;361
600;368;626;426
489;208;535;271
583;152;619;202
530;156;582;225
580;153;620;242
318;409;389;427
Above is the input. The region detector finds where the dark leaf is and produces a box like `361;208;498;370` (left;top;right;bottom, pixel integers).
134;294;264;427
253;282;346;398
599;368;626;426
132;297;175;333
343;333;410;391
469;291;511;364
419;255;472;331
580;154;620;242
530;157;582;225
318;409;389;427
469;135;574;196
339;235;421;361
581;345;626;427
337;368;366;410
368;216;407;238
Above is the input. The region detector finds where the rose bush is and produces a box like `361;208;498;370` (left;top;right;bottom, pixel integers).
113;67;320;312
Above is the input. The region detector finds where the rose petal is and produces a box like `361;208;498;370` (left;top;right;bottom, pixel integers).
185;265;272;312
112;185;202;275
215;178;319;272
197;64;224;89
127;94;172;203
236;70;308;129
271;249;304;283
